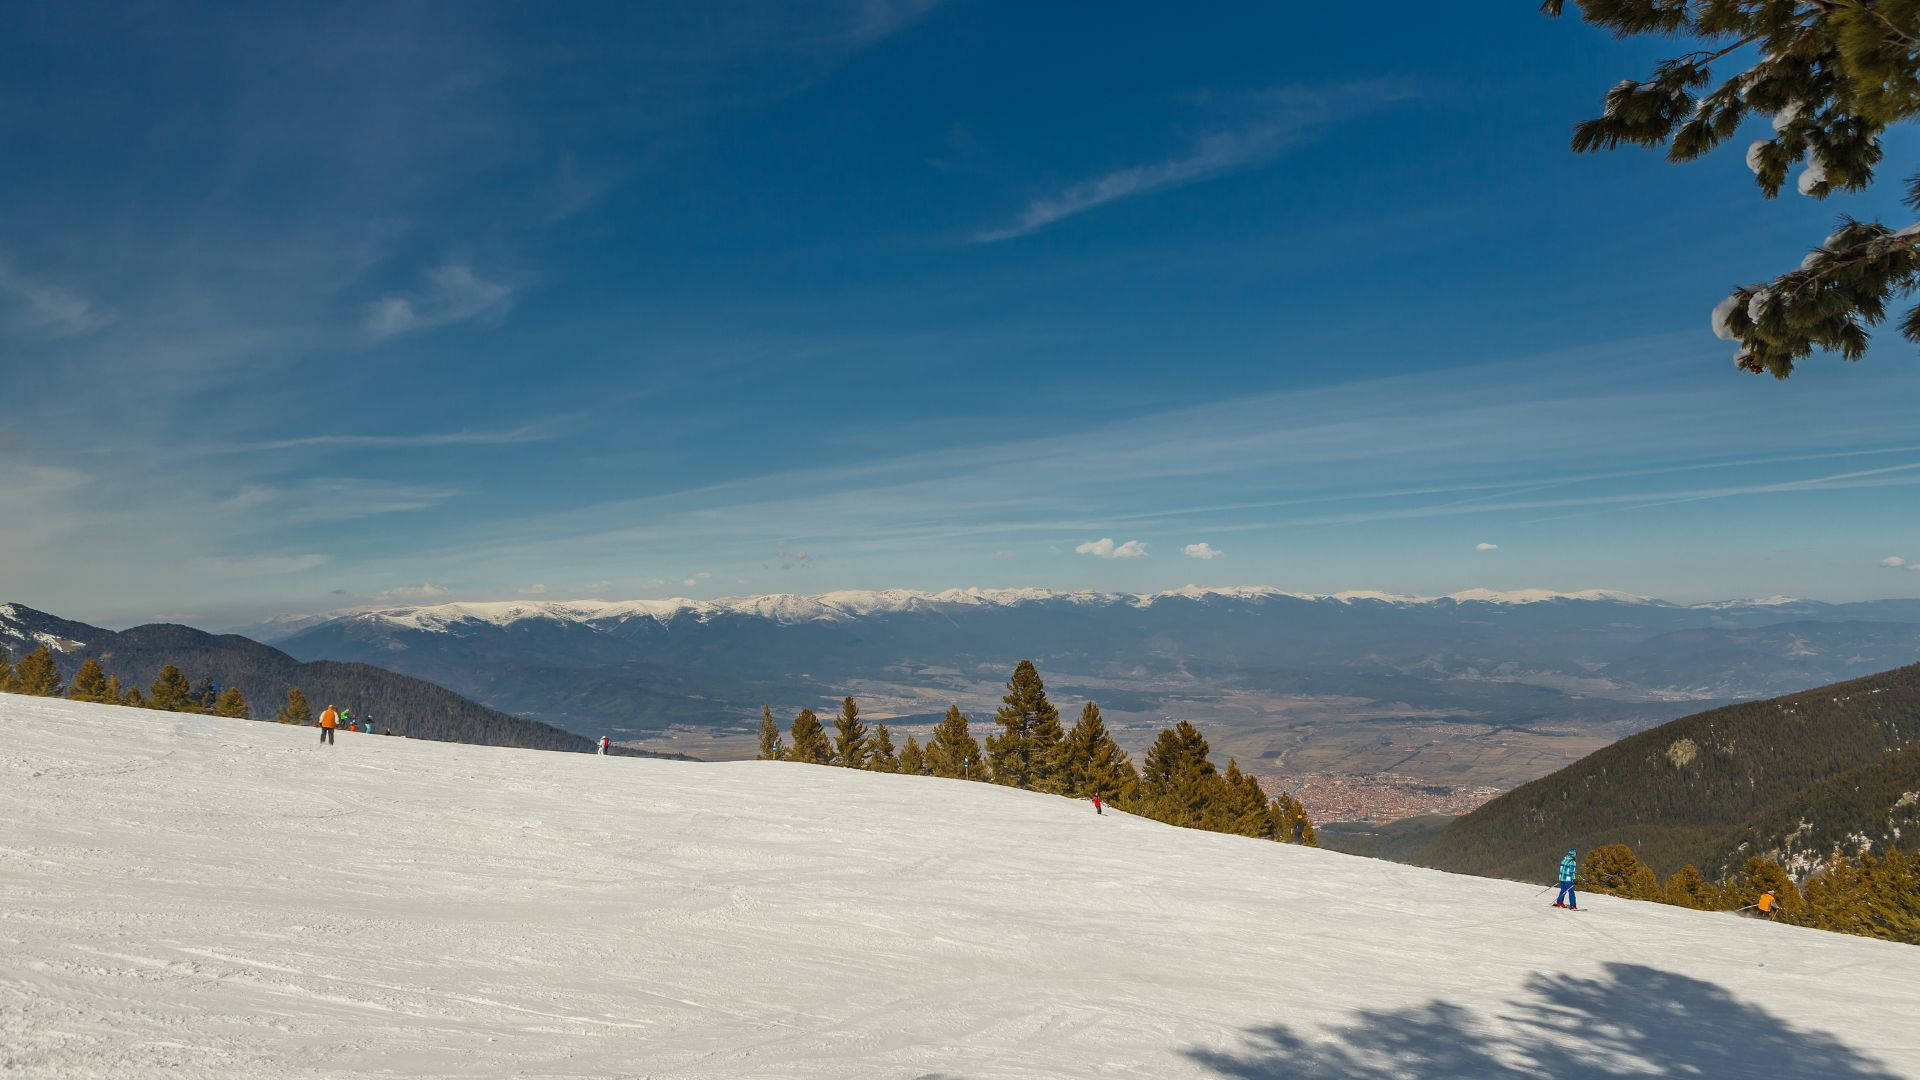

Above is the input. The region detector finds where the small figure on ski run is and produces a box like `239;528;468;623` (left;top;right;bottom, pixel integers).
319;705;338;745
1756;891;1777;921
599;735;610;755
1092;796;1104;815
1553;849;1579;909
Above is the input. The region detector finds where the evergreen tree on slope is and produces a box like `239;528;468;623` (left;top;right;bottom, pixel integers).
868;723;899;772
790;708;833;764
0;650;13;693
926;704;981;779
214;685;249;719
14;645;63;697
147;664;196;712
274;687;313;726
1138;720;1218;828
66;658;111;703
986;660;1064;789
1055;701;1138;799
899;735;928;775
832;696;870;769
757;705;786;760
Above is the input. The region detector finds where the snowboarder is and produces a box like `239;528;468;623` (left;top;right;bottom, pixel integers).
319;705;338;745
1092;796;1104;815
1553;848;1579;910
1756;891;1777;921
599;735;610;755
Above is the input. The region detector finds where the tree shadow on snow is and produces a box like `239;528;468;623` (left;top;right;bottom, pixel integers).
1184;962;1900;1080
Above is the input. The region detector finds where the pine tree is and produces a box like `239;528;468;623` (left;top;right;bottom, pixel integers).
1546;0;1920;376
986;660;1064;789
0;650;15;692
832;696;870;769
66;658;111;703
1218;760;1277;838
1801;852;1870;935
1726;855;1803;917
102;673;125;706
1272;791;1317;846
868;723;899;771
756;705;786;760
1137;720;1218;828
925;704;982;779
1054;701;1138;799
789;708;832;764
147;664;196;712
1582;844;1662;901
274;687;313;725
214;685;249;719
122;686;144;708
899;735;928;775
13;645;63;696
1662;864;1723;911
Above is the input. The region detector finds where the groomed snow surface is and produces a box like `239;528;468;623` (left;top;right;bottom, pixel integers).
4;697;1917;1079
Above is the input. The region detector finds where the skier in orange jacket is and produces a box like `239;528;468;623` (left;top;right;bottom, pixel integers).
319;705;338;746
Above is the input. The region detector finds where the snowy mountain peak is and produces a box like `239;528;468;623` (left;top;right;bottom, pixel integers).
325;584;1672;635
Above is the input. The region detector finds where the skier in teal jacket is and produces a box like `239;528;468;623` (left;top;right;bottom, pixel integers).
1554;849;1579;909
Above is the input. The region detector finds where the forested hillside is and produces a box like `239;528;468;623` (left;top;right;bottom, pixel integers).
1415;663;1920;881
0;604;653;755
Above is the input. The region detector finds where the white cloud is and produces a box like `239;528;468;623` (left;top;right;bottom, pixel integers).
364;262;514;341
373;583;450;602
0;258;117;339
1881;555;1908;568
1183;542;1221;560
972;82;1412;244
1076;538;1148;559
580;580;612;592
1476;542;1499;551
224;426;549;453
681;571;713;588
518;583;548;595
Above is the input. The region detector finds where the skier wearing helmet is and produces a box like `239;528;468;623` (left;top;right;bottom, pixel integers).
1553;848;1579;910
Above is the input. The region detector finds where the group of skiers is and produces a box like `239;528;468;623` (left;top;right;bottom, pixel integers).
1550;848;1777;920
317;705;385;744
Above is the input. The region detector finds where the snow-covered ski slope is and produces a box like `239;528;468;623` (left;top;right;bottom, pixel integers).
4;696;1917;1079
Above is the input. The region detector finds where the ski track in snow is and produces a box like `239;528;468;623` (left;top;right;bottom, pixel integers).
3;694;1918;1079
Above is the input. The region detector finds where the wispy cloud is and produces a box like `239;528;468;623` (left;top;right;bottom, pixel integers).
971;82;1412;244
1077;538;1148;559
1476;542;1499;551
1183;542;1221;560
222;426;551;453
0;258;117;338
518;583;549;595
373;583;451;602
365;262;515;341
1881;556;1920;572
681;571;713;587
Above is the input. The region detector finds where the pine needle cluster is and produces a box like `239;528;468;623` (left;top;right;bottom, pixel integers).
1548;0;1920;375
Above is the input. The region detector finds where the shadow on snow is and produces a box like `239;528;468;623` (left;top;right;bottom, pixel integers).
1185;962;1899;1080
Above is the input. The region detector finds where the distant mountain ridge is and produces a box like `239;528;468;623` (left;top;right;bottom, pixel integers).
0;603;677;757
272;585;1920;749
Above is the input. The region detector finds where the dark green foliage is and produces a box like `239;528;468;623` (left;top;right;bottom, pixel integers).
986;660;1064;789
832;696;870;769
0;651;13;692
102;674;125;706
1054;701;1139;799
789;708;832;764
756;705;785;760
214;685;248;718
121;685;143;707
1662;864;1723;910
66;658;111;703
1583;843;1663;901
1547;0;1920;375
147;664;197;712
926;704;981;779
13;645;63;696
274;688;313;726
1417;663;1920;882
898;735;928;775
1137;720;1219;828
1273;791;1317;847
192;677;217;710
868;723;898;772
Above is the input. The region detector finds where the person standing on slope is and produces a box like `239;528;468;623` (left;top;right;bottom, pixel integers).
1092;796;1103;816
599;735;610;755
1553;848;1579;910
319;704;338;746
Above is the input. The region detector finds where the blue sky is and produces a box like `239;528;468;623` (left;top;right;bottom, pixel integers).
2;0;1918;627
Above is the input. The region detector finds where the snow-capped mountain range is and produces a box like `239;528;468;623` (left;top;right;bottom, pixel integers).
254;586;1920;746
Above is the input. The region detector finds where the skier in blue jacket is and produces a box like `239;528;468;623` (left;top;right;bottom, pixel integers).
1554;849;1580;910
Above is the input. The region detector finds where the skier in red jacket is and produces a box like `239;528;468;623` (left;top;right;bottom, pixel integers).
1092;796;1103;816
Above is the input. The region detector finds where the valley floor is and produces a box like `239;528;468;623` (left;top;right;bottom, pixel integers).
3;694;1917;1079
